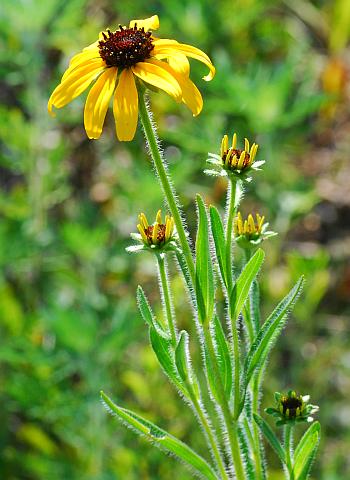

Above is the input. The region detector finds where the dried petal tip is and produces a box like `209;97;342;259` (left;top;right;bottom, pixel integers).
266;390;319;427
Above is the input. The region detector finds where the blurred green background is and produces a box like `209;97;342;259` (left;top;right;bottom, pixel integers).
1;0;350;478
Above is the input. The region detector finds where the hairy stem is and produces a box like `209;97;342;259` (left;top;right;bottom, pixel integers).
157;254;177;345
138;93;196;287
188;389;229;480
225;179;241;420
284;424;294;480
203;327;245;480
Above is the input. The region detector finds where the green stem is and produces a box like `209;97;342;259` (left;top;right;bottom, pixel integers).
157;254;177;345
139;92;244;478
225;179;241;420
188;389;229;480
284;424;294;480
203;327;245;480
252;373;264;479
225;178;237;291
244;248;264;479
138;93;196;287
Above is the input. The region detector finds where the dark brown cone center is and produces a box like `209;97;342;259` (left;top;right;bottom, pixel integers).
98;24;154;68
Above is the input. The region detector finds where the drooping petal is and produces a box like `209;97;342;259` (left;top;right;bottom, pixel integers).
84;67;117;139
48;60;105;115
146;59;202;115
167;54;190;76
113;68;138;141
132;62;181;101
153;42;215;81
129;15;159;31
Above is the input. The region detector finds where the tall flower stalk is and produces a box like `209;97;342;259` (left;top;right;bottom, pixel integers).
48;14;321;480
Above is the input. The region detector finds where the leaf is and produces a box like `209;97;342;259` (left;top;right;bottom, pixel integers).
209;205;227;287
137;286;155;327
294;422;321;479
101;392;217;480
149;326;187;396
213;315;232;399
195;195;215;325
175;331;190;383
238;423;256;480
253;414;286;465
250;279;261;335
230;249;265;324
175;248;197;308
244;276;304;388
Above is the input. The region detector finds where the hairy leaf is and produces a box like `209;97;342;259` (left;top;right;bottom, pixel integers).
230;249;265;325
213;315;232;399
137;286;164;333
101;392;217;480
175;331;190;383
209;205;227;287
294;421;321;479
195;195;215;324
253;414;286;465
149;326;187;395
244;276;304;388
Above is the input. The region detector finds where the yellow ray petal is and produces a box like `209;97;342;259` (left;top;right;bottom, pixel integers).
84;67;117;139
129;15;159;31
153;42;215;81
167;53;190;77
146;59;202;115
48;61;105;115
113;68;138;141
62;49;102;82
132;61;182;101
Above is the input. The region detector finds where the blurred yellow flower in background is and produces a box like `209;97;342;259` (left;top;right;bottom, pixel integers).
48;15;215;141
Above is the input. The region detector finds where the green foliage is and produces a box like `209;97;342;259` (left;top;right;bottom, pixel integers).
101;392;217;480
0;0;346;478
195;194;215;325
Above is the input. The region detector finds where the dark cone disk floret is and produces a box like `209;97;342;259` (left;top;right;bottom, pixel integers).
98;24;154;68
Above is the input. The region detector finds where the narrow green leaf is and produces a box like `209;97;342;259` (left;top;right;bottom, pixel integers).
244;276;304;388
137;286;155;327
230;249;265;324
250;279;261;335
253;414;286;465
149;326;187;395
195;194;215;324
238;423;256;480
175;248;197;307
203;342;220;403
101;392;217;480
175;331;190;382
213;315;232;399
137;286;164;333
209;205;227;287
294;422;321;479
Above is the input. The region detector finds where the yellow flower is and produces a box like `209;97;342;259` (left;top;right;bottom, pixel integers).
206;132;264;181
48;15;215;141
234;212;276;249
234;212;265;237
137;210;175;247
221;133;259;171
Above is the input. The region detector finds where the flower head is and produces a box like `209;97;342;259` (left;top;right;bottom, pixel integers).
48;15;215;141
266;390;319;427
127;210;177;254
205;133;264;181
234;212;276;249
